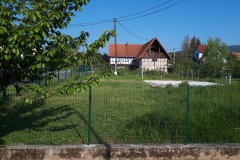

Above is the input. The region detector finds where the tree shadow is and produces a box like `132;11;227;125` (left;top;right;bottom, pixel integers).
0;98;81;144
70;121;85;144
0;98;112;159
73;109;112;160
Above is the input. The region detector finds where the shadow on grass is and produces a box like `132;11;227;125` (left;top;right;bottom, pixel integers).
0;98;111;160
0;98;80;144
73;109;111;160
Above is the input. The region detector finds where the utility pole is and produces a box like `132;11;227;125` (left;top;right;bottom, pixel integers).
173;48;176;64
114;18;118;75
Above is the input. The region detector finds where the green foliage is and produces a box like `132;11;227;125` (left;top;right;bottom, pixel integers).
200;37;230;78
170;36;200;78
225;53;240;77
180;36;200;60
171;36;240;80
190;36;201;52
80;31;114;74
1;77;240;144
0;0;114;100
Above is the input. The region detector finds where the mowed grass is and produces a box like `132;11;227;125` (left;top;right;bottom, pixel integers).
1;75;240;144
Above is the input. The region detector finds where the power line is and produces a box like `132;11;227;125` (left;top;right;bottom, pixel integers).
69;19;113;27
118;0;186;22
68;0;185;27
117;0;174;20
117;21;148;41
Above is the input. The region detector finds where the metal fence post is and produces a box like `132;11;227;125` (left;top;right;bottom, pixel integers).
88;85;92;145
186;84;190;144
58;70;60;84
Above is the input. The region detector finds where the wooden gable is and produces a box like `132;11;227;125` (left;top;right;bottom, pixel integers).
134;37;171;60
142;40;168;59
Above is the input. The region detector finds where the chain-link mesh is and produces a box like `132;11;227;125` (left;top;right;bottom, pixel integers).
1;67;240;144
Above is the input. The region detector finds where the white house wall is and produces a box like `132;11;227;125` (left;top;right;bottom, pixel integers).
142;58;168;72
110;57;133;65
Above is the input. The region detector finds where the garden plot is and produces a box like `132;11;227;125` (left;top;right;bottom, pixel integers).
144;80;219;87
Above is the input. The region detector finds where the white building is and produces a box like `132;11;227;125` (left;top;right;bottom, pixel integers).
109;37;172;72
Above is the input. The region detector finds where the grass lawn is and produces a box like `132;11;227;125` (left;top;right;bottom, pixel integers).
0;74;240;144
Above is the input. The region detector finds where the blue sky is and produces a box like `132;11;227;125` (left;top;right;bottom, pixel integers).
62;0;240;53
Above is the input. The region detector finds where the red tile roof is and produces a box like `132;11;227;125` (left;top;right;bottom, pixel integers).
197;45;206;53
109;37;171;60
232;52;240;60
109;44;143;57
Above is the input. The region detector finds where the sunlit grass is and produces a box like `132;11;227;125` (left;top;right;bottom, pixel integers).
1;74;240;144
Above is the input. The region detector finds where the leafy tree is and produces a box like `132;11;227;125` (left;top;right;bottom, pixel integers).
181;35;191;59
80;40;112;75
200;37;229;78
0;0;114;98
190;36;201;54
102;53;110;65
225;53;240;80
172;36;200;79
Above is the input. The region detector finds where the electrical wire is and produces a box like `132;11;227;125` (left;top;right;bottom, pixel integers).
118;0;186;22
116;0;174;20
68;0;185;27
117;21;148;41
69;19;114;27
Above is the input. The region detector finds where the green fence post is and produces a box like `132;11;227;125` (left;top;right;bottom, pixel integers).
58;70;60;84
186;84;190;144
88;85;92;145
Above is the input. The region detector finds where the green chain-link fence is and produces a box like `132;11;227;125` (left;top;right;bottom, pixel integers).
0;69;240;145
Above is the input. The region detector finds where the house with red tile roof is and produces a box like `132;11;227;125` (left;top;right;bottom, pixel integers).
193;45;240;64
109;37;172;72
193;45;206;64
232;52;240;60
229;45;240;60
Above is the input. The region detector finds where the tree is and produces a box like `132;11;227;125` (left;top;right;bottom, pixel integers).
172;36;200;79
102;53;110;65
80;42;112;75
181;35;191;59
190;36;201;54
200;37;229;78
0;0;114;97
223;53;240;83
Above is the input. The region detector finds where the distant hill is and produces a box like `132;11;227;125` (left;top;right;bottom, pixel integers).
228;45;240;52
168;45;240;61
168;45;240;55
